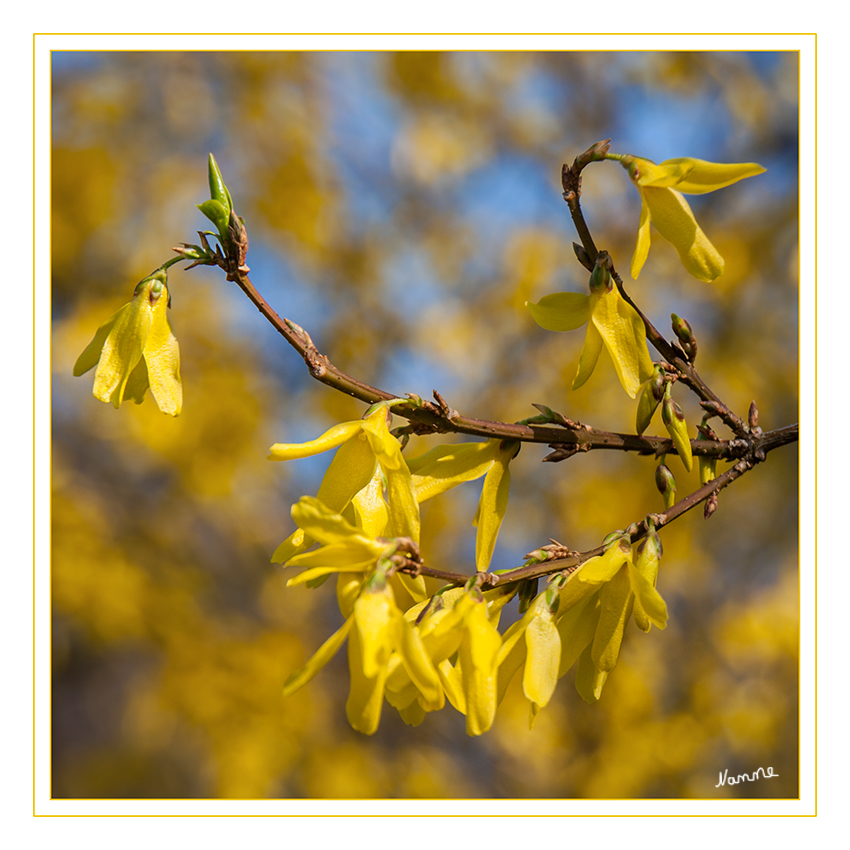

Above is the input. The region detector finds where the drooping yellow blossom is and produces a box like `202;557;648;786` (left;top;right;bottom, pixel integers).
409;438;519;572
268;403;419;566
283;572;442;736
619;155;765;282
497;589;562;727
527;258;654;398
73;271;182;415
425;589;505;736
553;530;668;704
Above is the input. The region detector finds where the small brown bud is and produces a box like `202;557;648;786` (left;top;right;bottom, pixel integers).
748;400;760;431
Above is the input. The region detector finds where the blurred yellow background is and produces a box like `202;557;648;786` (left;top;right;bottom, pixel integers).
51;51;799;799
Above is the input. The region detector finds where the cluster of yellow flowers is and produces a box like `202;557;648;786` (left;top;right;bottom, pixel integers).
269;403;668;736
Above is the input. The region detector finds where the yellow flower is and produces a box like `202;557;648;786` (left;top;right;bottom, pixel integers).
282;574;442;736
426;589;506;736
269;403;420;568
554;531;668;703
409;438;519;572
497;589;562;727
73;271;182;415
527;256;654;398
620;155;765;282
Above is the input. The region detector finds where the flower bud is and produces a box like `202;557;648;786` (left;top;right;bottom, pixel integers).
589;251;613;294
655;462;677;510
698;455;717;485
635;365;665;435
602;529;628;551
671;313;697;361
671;313;693;344
662;390;693;472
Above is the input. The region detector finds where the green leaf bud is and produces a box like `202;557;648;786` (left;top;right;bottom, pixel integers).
207;153;233;215
172;243;209;261
197;198;231;239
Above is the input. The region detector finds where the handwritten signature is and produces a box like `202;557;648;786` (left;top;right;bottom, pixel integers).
716;766;779;788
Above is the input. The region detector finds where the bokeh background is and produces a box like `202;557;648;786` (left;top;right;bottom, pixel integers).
51;51;799;799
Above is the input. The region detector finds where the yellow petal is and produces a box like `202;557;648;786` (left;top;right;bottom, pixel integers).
384;463;421;543
361;405;404;471
290;496;382;553
474;444;514;572
630;195;653;279
345;622;388;735
122;353;151;406
526;292;592;331
268;420;363;461
316;433;378;515
558;543;631;612
523;611;561;709
652;158;766;194
437;659;465;714
282;616;353;697
496;608;534;667
73;307;124;377
143;290;182;415
409;441;500;502
590;287;654;398
459;601;501;736
392;611;444;711
396;572;428;604
556;593;601;677
351;468;389;538
92;297;152;408
641;186;724;282
285;560;375;587
496;621;528;705
397;699;427;726
575;643;608;703
572;318;603;391
627;562;668;631
591;564;634;672
336;571;363;619
271;528;308;565
353;587;394;680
